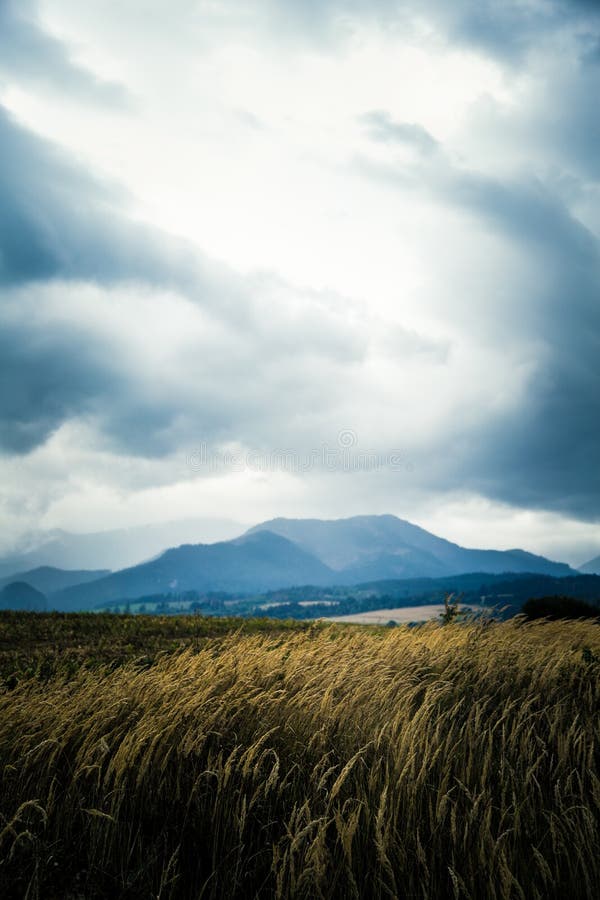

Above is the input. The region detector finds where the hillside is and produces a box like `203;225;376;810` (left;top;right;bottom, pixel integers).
579;554;600;575
50;531;334;610
0;581;47;611
0;566;110;595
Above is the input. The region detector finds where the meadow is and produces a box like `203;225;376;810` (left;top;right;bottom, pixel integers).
0;613;599;898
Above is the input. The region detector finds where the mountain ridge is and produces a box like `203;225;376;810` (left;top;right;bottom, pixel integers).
41;514;576;611
0;566;110;595
50;531;334;610
247;515;574;579
579;555;600;575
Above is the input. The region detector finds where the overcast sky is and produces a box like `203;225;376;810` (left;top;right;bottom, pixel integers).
1;0;600;564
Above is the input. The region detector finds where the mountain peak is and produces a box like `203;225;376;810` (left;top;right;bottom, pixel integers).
247;515;574;578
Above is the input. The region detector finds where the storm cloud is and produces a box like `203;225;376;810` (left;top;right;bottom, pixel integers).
0;106;218;294
357;106;600;516
1;0;600;557
0;105;371;456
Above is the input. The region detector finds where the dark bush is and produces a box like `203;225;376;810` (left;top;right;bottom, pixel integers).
522;595;600;620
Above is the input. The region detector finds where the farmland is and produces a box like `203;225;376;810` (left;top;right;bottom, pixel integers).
325;603;448;624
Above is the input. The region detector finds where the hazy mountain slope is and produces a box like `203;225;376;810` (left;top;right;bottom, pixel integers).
579;555;600;575
247;515;440;569
0;581;47;611
0;518;245;576
49;532;335;611
247;515;574;578
0;566;110;595
337;549;450;582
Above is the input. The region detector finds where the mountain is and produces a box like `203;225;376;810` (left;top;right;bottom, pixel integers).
0;581;47;611
246;515;575;580
0;518;245;576
0;566;110;595
44;515;575;612
579;555;600;575
49;531;334;610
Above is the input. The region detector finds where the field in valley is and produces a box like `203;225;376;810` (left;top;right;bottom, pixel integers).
0;612;599;898
325;603;448;624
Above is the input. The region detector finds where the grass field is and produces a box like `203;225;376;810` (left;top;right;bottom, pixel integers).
0;612;599;898
0;611;316;683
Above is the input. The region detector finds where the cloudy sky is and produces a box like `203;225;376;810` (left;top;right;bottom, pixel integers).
1;0;600;564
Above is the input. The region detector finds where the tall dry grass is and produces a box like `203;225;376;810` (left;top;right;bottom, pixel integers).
0;618;599;899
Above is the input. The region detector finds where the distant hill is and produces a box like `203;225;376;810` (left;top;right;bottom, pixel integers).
49;531;334;611
0;566;110;595
0;581;47;611
247;515;574;580
579;555;600;575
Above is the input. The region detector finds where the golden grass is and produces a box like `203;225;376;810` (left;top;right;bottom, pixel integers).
1;618;599;898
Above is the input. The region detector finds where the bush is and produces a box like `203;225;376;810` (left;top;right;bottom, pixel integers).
522;594;600;620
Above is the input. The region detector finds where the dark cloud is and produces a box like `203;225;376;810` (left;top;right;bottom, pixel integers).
252;0;600;63
0;105;117;286
0;0;128;103
0;105;369;456
448;187;600;516
355;123;600;520
444;0;600;55
443;170;598;268
465;355;600;518
465;56;600;183
427;0;600;64
454;181;600;517
0;313;120;453
0;277;366;458
531;74;600;181
430;1;560;62
0;106;239;313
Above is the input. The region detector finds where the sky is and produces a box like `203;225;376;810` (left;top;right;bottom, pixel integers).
1;0;600;565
